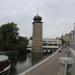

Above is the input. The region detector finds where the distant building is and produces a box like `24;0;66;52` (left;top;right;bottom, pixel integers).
71;24;75;49
61;23;75;49
43;38;62;53
61;33;72;46
27;38;62;53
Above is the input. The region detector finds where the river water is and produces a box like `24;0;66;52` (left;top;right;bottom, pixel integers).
1;52;45;75
6;52;32;75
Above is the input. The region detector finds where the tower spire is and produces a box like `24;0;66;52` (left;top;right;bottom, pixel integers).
74;23;75;32
37;8;38;15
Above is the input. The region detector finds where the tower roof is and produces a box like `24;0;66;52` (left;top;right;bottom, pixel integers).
33;14;42;23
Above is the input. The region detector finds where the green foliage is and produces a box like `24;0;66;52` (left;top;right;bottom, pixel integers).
0;22;28;52
17;36;28;52
30;37;33;40
0;22;19;50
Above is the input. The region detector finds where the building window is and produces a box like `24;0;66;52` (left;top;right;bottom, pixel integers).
43;43;47;46
48;44;52;46
53;44;58;46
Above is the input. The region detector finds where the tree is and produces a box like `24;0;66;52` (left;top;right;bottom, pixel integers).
0;22;19;50
17;36;28;52
30;37;33;40
0;22;28;52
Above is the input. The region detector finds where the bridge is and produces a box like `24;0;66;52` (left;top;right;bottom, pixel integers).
19;47;75;75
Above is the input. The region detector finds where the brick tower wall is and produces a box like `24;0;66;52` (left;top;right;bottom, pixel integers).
32;22;43;53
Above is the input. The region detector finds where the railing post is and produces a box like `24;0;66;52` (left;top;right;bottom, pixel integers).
64;62;67;75
59;57;74;75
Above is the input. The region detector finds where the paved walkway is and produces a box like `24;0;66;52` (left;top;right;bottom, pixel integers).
19;47;68;75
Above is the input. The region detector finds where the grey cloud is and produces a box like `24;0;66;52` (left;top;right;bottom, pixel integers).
0;0;75;38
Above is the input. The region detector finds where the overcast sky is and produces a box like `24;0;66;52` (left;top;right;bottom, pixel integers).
0;0;75;38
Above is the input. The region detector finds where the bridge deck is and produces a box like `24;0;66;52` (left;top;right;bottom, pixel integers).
19;47;68;75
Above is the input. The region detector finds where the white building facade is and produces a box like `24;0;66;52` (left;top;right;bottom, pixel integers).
27;38;62;53
42;38;62;53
